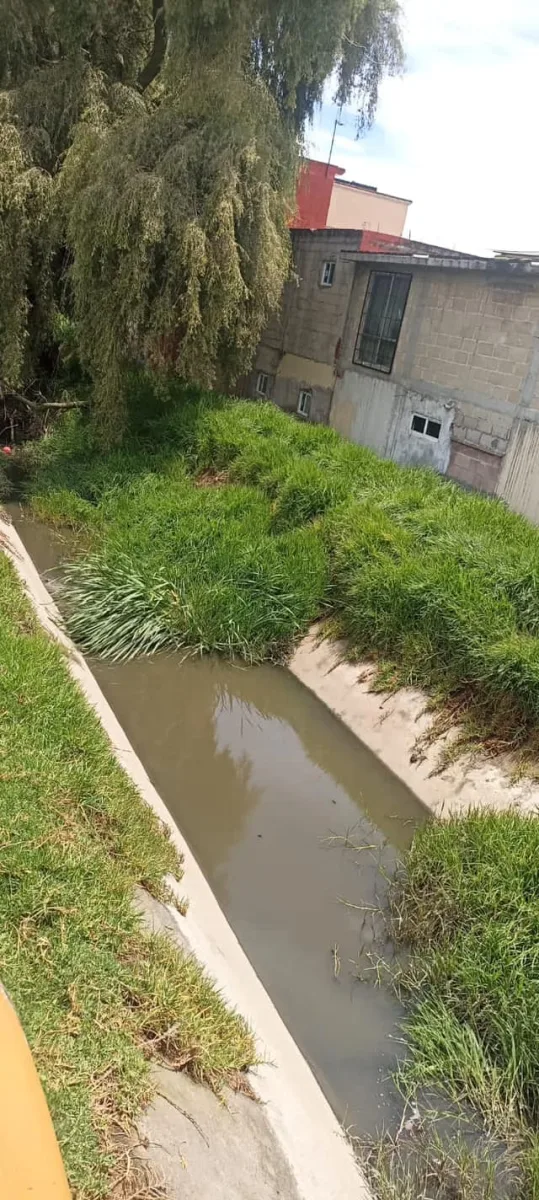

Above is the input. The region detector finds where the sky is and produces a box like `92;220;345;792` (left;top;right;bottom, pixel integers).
308;0;539;255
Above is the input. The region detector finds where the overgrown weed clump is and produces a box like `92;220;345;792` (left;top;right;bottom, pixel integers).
22;377;539;759
15;377;539;1195
384;809;539;1199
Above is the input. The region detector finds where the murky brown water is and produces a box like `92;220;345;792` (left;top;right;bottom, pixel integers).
10;508;427;1137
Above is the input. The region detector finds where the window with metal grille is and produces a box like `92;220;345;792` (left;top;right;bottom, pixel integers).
321;260;336;287
297;389;312;418
256;371;269;397
354;271;412;373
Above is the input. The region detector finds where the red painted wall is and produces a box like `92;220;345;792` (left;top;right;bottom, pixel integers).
358;230;467;258
291;159;345;230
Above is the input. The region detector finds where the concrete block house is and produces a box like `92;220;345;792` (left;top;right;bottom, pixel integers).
246;230;539;523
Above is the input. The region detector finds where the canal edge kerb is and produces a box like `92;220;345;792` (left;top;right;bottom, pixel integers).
290;632;539;818
0;515;370;1200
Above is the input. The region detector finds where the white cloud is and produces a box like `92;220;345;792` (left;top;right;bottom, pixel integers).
308;0;539;254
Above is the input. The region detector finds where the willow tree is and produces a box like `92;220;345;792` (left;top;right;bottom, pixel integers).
0;0;402;436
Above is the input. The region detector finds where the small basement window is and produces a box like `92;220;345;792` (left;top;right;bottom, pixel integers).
297;389;312;418
321;260;336;287
256;371;269;397
411;414;441;439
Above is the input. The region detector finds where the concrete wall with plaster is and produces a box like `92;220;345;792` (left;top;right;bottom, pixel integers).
273;371;332;424
330;371;453;471
496;419;539;521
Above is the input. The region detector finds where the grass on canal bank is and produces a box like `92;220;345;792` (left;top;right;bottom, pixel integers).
0;548;255;1198
19;376;539;763
11;378;539;1196
384;808;539;1198
362;1125;514;1200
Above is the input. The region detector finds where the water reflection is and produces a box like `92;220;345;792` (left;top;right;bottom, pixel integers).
12;509;426;1137
91;656;421;1133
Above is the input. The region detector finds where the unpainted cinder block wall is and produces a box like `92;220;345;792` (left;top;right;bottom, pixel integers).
248;231;539;521
246;230;358;421
333;263;539;499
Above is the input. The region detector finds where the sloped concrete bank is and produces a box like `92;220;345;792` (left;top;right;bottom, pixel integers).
1;515;368;1200
290;632;539;819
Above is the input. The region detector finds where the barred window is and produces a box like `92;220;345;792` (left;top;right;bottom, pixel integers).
354;271;411;373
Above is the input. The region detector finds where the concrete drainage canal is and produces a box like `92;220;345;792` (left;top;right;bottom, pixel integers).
10;509;427;1142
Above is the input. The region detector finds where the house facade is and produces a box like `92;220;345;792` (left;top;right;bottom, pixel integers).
246;229;539;523
291;159;411;235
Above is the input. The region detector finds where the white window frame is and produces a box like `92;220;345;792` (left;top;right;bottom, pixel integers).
297;389;312;418
410;413;441;440
320;260;336;287
256;371;269;397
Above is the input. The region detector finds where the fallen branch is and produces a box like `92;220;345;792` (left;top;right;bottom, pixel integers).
36;399;87;410
0;384;87;412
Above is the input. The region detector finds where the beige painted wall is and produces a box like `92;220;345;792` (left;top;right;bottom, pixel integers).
276;353;335;389
327;184;409;235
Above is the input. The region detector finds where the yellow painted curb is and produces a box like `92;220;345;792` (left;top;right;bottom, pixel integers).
0;987;71;1197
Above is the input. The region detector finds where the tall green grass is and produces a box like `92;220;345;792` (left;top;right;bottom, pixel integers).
20;376;539;736
391;810;539;1197
17;376;539;1194
0;551;255;1197
59;474;328;661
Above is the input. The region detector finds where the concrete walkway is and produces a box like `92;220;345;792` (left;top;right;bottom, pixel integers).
136;889;302;1199
141;1067;301;1200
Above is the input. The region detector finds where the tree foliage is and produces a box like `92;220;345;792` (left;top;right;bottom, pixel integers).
0;0;402;436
